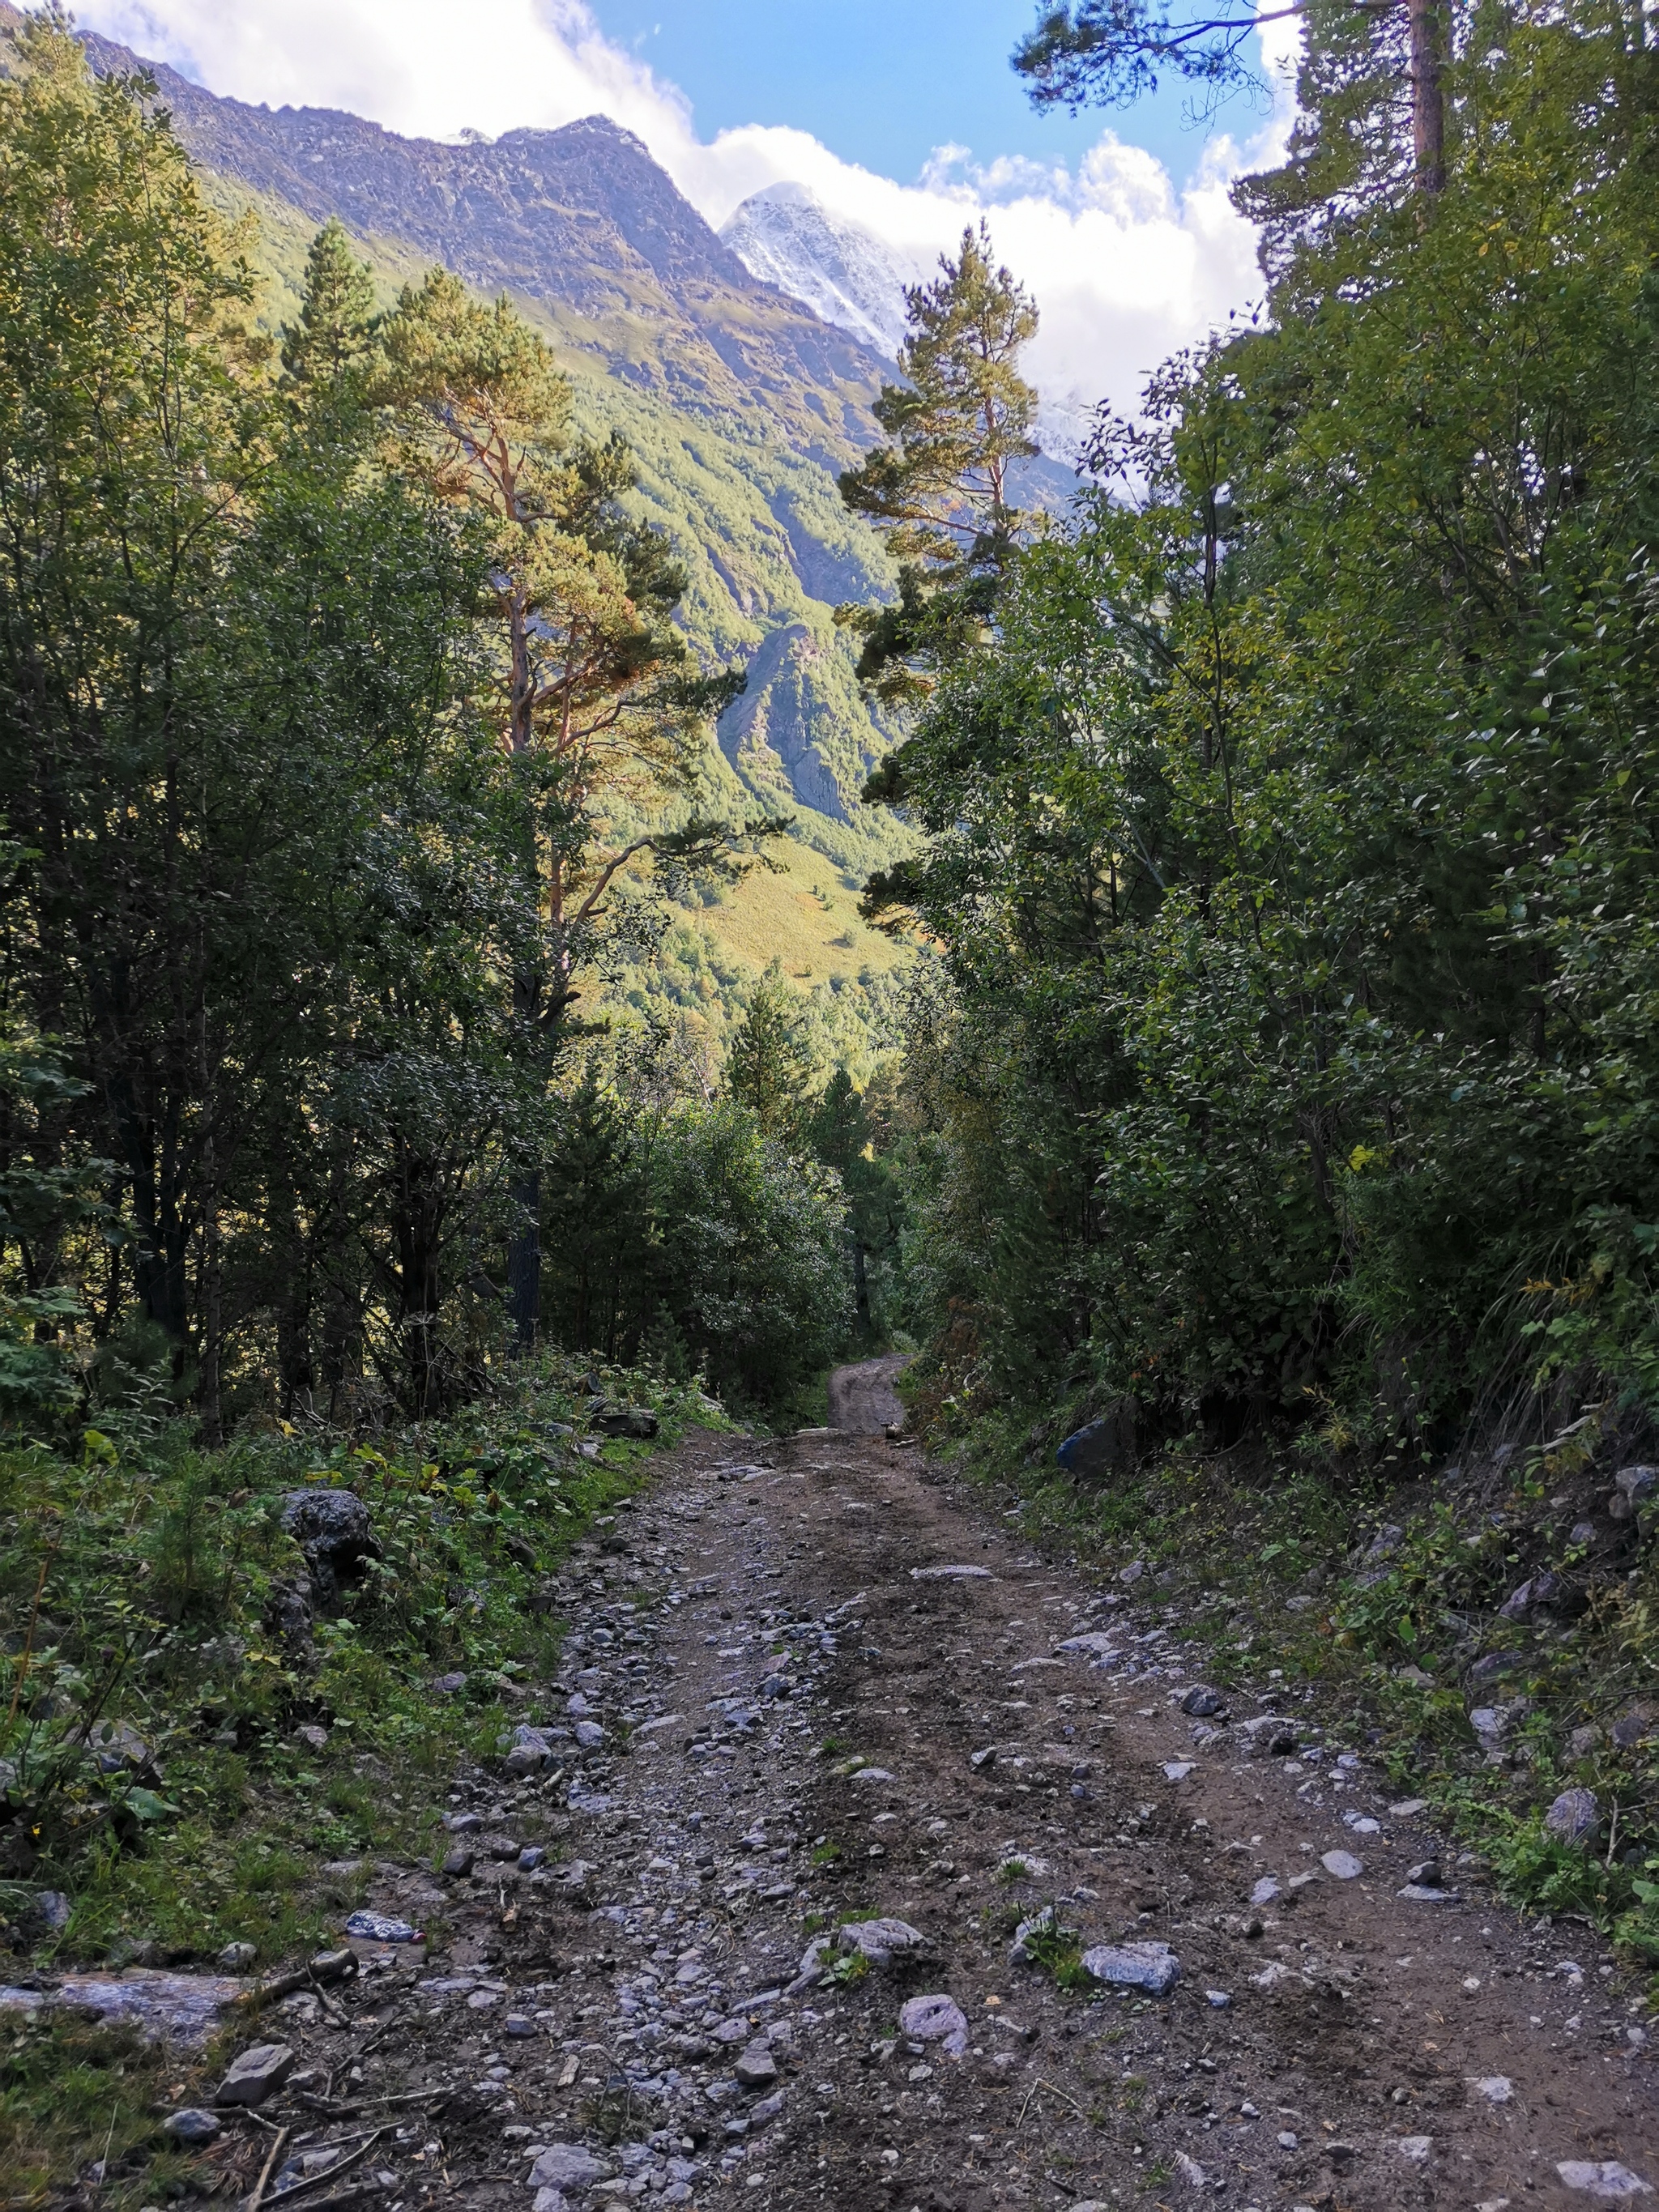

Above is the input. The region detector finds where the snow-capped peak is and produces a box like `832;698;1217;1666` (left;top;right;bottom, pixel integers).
721;183;919;361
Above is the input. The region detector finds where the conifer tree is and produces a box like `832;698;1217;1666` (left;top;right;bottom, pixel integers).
379;271;748;1349
838;223;1040;709
280;218;377;392
725;965;816;1142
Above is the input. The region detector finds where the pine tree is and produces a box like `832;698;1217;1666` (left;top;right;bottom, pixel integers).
725;965;816;1142
280;218;378;391
838;222;1040;708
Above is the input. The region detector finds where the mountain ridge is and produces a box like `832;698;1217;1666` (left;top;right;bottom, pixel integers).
70;28;893;467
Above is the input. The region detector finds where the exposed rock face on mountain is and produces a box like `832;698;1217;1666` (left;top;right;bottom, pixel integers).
74;32;889;464
718;622;896;823
721;185;920;361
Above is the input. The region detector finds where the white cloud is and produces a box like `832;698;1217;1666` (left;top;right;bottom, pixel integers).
72;0;1297;441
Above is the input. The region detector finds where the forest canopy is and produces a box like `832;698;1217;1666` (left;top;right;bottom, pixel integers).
847;0;1659;1460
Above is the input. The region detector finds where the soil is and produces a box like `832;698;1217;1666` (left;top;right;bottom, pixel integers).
181;1400;1653;2212
826;1357;910;1434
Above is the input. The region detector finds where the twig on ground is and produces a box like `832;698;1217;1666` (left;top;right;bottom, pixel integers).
246;2123;290;2212
260;2127;386;2206
1016;2076;1087;2129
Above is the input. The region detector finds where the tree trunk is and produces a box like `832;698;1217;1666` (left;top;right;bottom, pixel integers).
853;1238;872;1336
1408;0;1446;193
506;1171;541;1353
275;1199;315;1416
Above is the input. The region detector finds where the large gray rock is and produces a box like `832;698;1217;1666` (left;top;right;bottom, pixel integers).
838;1917;927;1967
1081;1941;1181;1996
280;1489;381;1611
528;2144;612;2191
1499;1571;1584;1621
1056;1402;1136;1481
215;2040;295;2106
1610;1467;1657;1523
161;2108;222;2145
1543;1786;1601;1848
898;1993;969;2056
1555;2159;1653;2198
86;1720;156;1776
733;2044;778;2089
590;1405;659;1438
15;1967;246;2044
505;1724;558;1776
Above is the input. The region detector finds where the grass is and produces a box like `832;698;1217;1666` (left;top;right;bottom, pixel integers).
0;1349;731;2201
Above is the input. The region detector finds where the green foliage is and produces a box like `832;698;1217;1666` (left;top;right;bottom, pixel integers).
726;964;817;1140
875;0;1659;1452
535;1037;855;1415
839;224;1042;707
0;1356;706;1916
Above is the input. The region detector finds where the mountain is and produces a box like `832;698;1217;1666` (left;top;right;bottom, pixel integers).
721;180;1086;495
0;7;917;1067
71;34;892;470
720;184;920;361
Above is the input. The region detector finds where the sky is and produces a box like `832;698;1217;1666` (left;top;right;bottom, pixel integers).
70;0;1298;442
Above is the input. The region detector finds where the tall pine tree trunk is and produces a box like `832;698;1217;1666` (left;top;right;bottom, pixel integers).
1408;0;1446;192
506;1170;541;1353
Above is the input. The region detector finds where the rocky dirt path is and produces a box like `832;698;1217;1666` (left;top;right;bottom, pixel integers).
207;1406;1653;2212
826;1357;910;1435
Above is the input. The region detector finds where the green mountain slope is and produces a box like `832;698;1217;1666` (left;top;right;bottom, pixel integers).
64;17;918;1067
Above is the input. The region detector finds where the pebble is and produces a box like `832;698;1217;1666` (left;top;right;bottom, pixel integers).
215;1941;257;1972
1250;1877;1282;1907
1205;1988;1230;2009
909;1564;994;1580
1397;2134;1433;2162
1081;1941;1181;1996
1470;2075;1512;2103
1320;1849;1364;1880
161;2108;221;2145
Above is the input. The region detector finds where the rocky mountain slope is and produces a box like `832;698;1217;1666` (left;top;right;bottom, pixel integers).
721;181;920;360
78;28;889;467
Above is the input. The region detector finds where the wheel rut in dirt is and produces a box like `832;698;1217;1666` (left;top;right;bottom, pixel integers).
212;1399;1652;2212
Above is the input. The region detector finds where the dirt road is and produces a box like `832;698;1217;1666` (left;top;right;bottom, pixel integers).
232;1407;1653;2212
826;1355;910;1434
